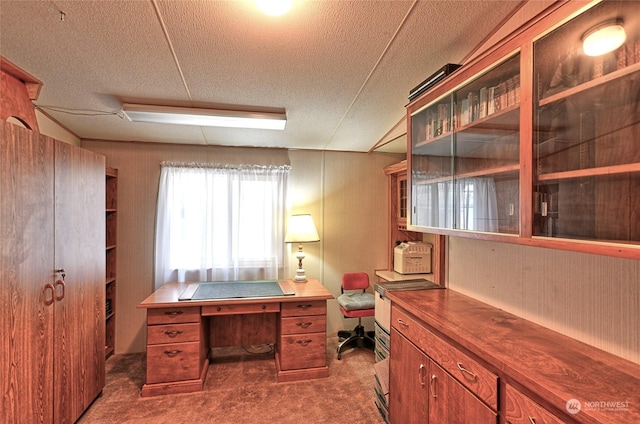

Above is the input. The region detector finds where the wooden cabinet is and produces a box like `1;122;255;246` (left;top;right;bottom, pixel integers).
105;167;117;358
389;329;429;424
276;300;328;380
387;288;640;423
142;306;209;397
1;121;105;423
389;306;497;424
407;0;640;260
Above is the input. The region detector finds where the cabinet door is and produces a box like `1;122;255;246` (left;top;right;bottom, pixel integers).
429;362;497;424
533;0;640;242
0;122;55;423
389;329;429;424
53;139;105;423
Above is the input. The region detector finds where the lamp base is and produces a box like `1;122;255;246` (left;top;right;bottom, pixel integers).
293;268;308;283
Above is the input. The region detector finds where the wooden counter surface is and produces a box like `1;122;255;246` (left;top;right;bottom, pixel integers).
387;288;640;424
138;278;333;309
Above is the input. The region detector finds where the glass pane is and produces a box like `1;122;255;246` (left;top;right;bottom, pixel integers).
411;95;455;229
533;1;640;242
453;53;521;233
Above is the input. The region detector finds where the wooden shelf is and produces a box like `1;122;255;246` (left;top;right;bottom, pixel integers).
538;163;640;182
415;164;519;185
539;62;640;107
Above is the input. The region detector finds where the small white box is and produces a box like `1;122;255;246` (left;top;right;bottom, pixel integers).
393;242;432;274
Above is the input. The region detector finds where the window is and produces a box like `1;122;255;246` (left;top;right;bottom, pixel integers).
154;163;290;289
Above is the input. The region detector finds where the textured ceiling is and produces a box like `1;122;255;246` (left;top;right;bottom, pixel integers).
1;0;524;152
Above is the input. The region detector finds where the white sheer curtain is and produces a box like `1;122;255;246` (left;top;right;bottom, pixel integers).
154;162;290;289
413;177;498;232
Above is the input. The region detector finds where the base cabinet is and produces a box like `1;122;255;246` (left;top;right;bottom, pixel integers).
387;289;640;423
389;328;496;424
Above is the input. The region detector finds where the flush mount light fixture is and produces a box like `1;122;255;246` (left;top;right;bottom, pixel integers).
255;0;293;16
121;103;287;130
582;19;626;57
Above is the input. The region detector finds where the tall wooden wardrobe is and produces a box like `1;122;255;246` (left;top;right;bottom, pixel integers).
1;62;105;423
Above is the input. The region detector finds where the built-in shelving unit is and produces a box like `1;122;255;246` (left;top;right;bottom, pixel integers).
407;0;640;259
105;167;118;359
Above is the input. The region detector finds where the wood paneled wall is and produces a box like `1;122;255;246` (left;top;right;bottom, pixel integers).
447;236;640;364
81;139;402;353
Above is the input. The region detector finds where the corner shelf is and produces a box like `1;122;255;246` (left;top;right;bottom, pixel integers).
105;167;118;359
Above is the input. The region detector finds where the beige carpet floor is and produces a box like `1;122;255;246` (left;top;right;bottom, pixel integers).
78;337;385;424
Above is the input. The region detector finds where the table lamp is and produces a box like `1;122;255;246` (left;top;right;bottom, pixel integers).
284;214;320;282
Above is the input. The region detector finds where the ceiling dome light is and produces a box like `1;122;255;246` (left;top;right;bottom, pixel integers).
255;0;293;16
582;20;626;57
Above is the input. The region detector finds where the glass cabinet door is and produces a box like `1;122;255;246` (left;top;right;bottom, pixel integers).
453;53;520;234
410;54;521;234
411;94;455;229
533;1;640;242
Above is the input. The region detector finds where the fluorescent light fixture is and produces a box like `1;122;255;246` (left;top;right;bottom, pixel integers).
121;103;286;130
582;20;626;57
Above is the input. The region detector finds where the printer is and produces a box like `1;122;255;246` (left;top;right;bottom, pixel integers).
393;241;432;274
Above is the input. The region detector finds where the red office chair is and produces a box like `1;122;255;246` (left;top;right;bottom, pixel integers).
336;272;375;359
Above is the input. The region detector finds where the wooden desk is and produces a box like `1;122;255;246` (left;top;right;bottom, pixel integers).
138;279;333;397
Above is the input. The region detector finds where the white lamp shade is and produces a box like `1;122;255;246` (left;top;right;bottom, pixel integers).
284;214;319;243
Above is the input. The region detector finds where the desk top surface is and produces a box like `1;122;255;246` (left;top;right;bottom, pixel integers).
138;278;333;309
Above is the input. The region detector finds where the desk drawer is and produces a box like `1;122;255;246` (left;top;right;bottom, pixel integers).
147;307;200;325
146;341;201;384
280;315;326;335
147;323;200;345
281;300;326;317
279;332;326;370
202;302;280;315
392;306;498;410
505;384;565;424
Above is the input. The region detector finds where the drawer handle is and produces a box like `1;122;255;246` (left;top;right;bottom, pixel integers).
164;349;183;357
418;363;426;386
297;304;313;310
430;374;438;398
261;305;266;310
528;417;536;424
297;321;312;328
397;319;409;328
456;362;477;380
164;310;183;317
217;306;222;312
296;339;313;346
164;330;184;338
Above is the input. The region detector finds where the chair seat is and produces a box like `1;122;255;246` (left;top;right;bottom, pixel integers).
339;305;374;318
336;292;374;311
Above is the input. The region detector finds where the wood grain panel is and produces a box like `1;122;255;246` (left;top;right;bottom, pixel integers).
0;122;54;423
53;139;105;423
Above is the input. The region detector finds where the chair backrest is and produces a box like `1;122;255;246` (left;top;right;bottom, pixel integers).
341;272;370;291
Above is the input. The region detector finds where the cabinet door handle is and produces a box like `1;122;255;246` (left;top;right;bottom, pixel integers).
164;349;182;357
44;283;55;306
430;374;438;398
296;339;312;346
165;310;183;316
164;330;183;337
456;362;477;380
54;279;65;301
297;321;312;328
397;319;409;328
418;363;426;386
528;417;536;424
